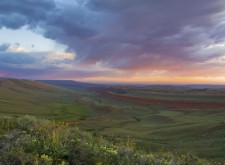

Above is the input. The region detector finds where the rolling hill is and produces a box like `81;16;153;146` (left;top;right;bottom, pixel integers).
0;78;88;120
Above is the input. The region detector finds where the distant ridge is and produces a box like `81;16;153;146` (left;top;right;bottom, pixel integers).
142;84;225;90
37;80;105;91
185;84;225;89
37;79;225;90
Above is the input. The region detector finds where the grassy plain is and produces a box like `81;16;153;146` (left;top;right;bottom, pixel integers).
1;78;225;163
75;85;225;163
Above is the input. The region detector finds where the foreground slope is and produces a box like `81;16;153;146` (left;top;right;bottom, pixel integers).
0;115;209;165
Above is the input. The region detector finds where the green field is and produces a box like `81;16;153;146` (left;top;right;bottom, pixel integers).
1;78;225;163
0;79;88;120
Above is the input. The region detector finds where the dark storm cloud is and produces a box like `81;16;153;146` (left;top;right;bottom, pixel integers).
0;0;55;29
49;0;225;70
81;0;225;69
1;0;225;77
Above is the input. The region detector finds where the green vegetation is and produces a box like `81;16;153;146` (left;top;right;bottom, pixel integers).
1;78;225;163
0;116;209;165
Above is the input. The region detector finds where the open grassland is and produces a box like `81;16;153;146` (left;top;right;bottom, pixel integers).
75;86;225;163
1;79;225;163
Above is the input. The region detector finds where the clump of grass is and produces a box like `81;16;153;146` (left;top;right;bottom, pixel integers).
0;115;210;165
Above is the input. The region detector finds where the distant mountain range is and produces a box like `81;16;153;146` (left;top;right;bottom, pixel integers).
1;78;225;90
37;79;225;90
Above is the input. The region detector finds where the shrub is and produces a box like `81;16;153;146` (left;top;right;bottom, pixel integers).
0;116;211;165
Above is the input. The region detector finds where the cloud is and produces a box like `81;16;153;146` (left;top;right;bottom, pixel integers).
0;52;37;64
1;0;225;81
0;43;10;52
0;42;76;71
0;0;55;29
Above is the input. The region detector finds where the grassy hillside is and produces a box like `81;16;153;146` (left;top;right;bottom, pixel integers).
0;115;209;165
0;78;88;120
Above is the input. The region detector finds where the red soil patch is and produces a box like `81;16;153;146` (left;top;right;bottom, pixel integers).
99;90;225;109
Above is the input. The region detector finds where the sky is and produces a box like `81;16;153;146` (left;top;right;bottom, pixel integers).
0;0;225;84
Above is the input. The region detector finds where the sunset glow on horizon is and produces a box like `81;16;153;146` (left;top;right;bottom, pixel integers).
1;0;225;84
